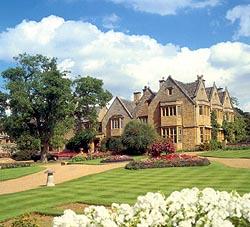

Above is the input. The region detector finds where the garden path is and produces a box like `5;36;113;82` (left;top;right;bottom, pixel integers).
0;162;126;195
184;152;250;169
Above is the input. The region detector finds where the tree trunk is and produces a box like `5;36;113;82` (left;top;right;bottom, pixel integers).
41;140;49;163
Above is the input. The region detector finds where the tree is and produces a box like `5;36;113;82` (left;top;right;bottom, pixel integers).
1;53;74;162
211;111;220;140
66;129;96;151
73;76;112;131
223;116;247;143
121;120;157;155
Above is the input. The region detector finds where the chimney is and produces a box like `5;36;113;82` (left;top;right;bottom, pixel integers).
133;91;141;104
197;75;204;81
159;77;165;88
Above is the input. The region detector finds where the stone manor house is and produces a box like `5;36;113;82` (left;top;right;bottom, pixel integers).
96;75;235;150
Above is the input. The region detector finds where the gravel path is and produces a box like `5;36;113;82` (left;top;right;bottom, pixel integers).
0;162;126;195
207;157;250;169
184;152;250;169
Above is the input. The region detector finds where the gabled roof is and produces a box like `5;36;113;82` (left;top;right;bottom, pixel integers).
118;97;136;118
173;79;199;99
205;87;213;100
218;91;225;104
145;87;156;103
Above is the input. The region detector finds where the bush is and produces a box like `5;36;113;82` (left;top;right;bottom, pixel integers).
66;129;96;151
125;157;210;170
53;189;250;227
121;120;157;155
149;138;175;157
70;156;86;162
209;139;223;150
0;162;31;169
106;137;124;154
11;214;38;227
101;155;133;163
199;140;223;151
11;150;38;161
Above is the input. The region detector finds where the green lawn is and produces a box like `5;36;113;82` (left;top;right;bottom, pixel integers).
0;161;250;221
200;149;250;159
0;166;45;181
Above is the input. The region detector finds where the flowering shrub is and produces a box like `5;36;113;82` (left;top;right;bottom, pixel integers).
125;156;210;170
101;155;134;163
53;188;250;227
0;162;31;169
149;138;175;157
158;153;196;160
70;152;110;162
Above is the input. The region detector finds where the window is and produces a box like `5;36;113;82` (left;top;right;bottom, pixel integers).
111;118;123;129
168;88;173;95
199;105;203;115
200;127;204;143
178;127;182;142
205;128;210;142
97;122;102;132
161;106;178;117
162;127;182;143
139;116;148;124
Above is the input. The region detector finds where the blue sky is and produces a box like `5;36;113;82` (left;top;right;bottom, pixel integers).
0;0;250;111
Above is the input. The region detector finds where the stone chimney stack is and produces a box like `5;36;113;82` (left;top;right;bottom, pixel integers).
133;91;142;104
159;77;165;88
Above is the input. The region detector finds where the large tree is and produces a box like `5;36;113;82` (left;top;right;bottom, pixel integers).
1;53;74;162
73;76;112;131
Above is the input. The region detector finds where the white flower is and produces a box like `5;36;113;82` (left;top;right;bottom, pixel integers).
53;188;250;227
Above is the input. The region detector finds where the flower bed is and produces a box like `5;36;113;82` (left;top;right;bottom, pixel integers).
70;152;110;163
100;155;134;163
0;162;31;169
53;188;250;227
125;154;210;170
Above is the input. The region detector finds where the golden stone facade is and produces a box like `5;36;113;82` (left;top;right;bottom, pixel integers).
102;75;235;150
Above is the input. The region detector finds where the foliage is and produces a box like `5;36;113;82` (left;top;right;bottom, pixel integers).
149;138;175;157
73;76;112;131
0;143;19;155
11;214;39;227
121;120;157;155
199;139;223;151
234;107;250;142
100;155;133;163
70;155;86;162
66;129;96;152
211;110;220;140
0;162;31;169
69;152;109;163
1;53;75;162
11;150;37;161
223;116;247;143
125;157;210;170
105;137;124;154
54;188;250;227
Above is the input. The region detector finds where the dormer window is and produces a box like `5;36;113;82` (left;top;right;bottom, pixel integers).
168;88;173;95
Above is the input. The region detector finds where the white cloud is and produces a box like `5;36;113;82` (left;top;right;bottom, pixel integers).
226;4;250;39
0;15;250;111
102;13;120;29
108;0;220;15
